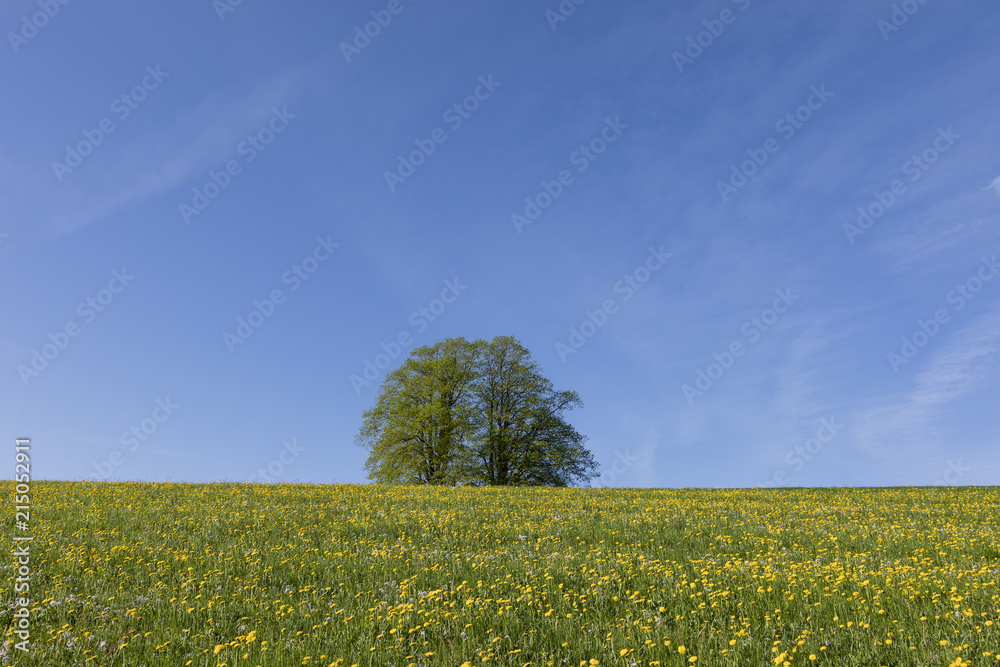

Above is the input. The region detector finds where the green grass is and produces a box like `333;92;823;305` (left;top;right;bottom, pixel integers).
2;482;999;666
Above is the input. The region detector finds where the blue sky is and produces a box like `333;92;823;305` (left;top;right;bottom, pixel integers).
3;0;999;488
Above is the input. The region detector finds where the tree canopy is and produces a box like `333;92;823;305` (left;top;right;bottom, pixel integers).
355;336;598;487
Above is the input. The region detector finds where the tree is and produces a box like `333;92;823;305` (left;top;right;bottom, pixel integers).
355;335;599;487
467;336;595;486
355;338;478;485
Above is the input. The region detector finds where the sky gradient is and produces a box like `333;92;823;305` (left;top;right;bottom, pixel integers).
2;0;999;488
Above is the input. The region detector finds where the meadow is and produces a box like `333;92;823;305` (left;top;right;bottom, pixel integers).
2;482;999;666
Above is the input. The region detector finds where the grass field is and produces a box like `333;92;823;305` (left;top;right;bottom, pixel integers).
2;483;999;666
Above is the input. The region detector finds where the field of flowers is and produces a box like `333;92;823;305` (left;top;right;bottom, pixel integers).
2;482;999;666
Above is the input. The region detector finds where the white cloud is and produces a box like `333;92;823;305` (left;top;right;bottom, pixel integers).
989;175;1000;196
850;303;1000;465
46;66;305;235
770;313;862;419
870;186;1000;276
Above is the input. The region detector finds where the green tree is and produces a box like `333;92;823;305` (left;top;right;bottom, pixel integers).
468;336;596;486
355;338;478;485
355;335;598;487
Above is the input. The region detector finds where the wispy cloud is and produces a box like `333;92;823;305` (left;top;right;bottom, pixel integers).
989;175;1000;196
850;303;1000;465
908;310;1000;405
869;186;1000;276
45;67;304;235
770;311;864;420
